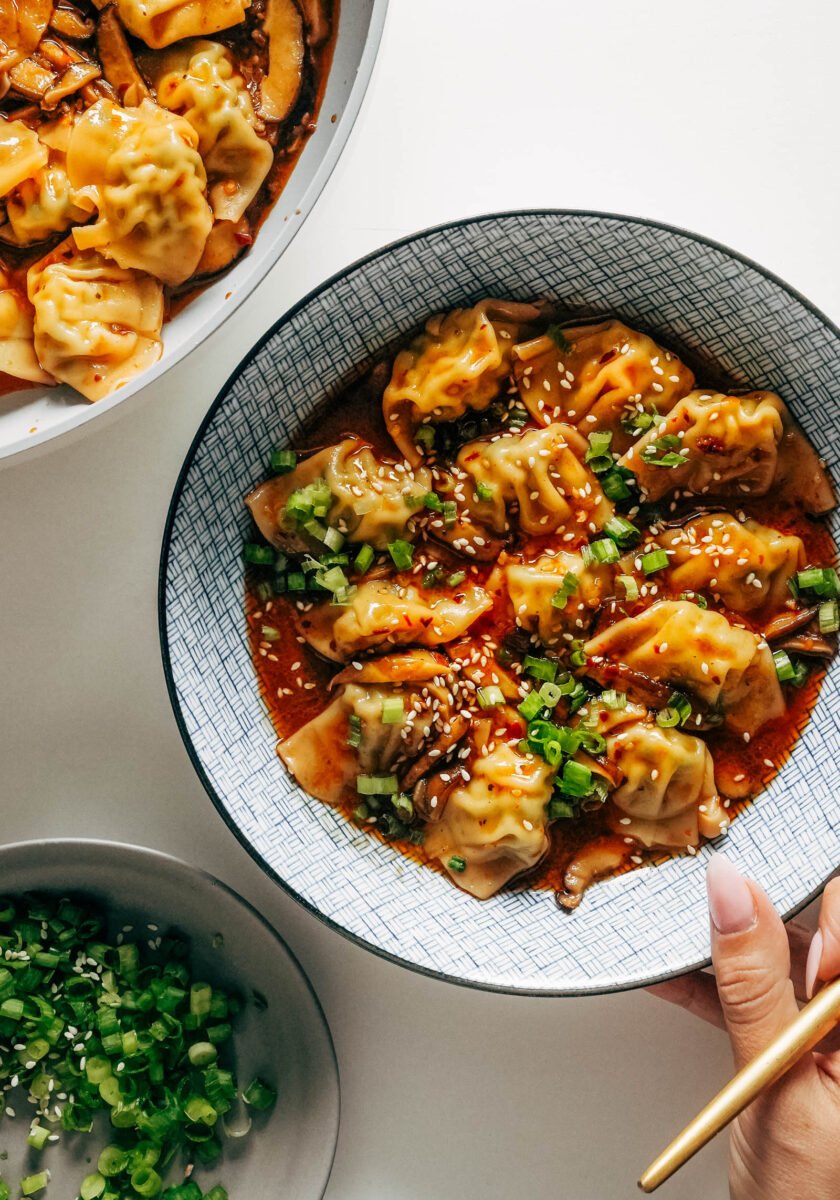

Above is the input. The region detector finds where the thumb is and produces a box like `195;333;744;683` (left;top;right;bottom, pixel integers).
707;854;799;1071
805;877;840;998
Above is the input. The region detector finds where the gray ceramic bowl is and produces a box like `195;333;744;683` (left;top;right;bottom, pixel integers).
0;839;339;1198
159;210;840;995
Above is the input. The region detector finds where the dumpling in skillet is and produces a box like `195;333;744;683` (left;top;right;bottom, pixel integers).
27;241;164;402
67;99;212;287
114;0;251;49
143;41;273;224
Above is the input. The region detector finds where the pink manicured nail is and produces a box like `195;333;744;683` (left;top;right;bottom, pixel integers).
805;929;824;1000
706;855;756;935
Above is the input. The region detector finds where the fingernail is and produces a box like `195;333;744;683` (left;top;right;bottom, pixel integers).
805;929;824;1000
706;855;756;935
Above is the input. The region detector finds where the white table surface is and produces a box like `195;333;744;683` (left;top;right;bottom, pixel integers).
3;1;838;1196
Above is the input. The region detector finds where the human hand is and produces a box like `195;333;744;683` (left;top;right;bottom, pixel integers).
650;857;840;1200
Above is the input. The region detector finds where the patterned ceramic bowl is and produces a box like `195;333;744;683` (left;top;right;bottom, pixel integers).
160;211;840;994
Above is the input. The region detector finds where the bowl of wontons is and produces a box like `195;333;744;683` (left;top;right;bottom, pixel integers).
161;210;840;994
0;0;387;462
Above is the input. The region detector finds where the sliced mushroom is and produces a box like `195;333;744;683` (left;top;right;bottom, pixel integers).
42;57;100;106
584;656;674;710
96;7;149;106
49;3;95;40
556;837;634;910
297;0;330;46
776;632;836;659
764;605;819;642
193;218;253;278
8;56;55;100
260;0;305;123
483;299;549;325
412;772;460;823
401;712;470;792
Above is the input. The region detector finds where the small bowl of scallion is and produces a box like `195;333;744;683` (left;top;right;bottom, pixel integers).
0;840;338;1200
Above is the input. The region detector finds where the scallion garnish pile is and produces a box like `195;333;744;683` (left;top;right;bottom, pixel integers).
0;896;276;1199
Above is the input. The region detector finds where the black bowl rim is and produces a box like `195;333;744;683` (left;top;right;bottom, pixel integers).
0;837;340;1194
158;207;840;998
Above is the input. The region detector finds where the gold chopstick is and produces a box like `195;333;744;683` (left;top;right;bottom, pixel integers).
638;975;840;1193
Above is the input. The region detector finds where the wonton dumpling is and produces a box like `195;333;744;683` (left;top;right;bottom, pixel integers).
0;120;48;199
279;653;454;804
450;423;614;543
246;437;433;553
495;549;614;646
425;741;553;899
297;579;493;662
0;269;52;384
68;99;212;287
513;319;694;449
383;301;536;466
585;600;784;735
621;391;784;503
115;0;251;49
658;514;804;613
27;242;164;402
605;716;727;848
144;41;273;224
1;119;93;247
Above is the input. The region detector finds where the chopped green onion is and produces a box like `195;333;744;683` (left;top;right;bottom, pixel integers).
590;538;619;564
577;728;607;755
538;682;563;707
286;571;306;591
187;1042;217;1067
477;686;505;709
819;600;839;634
270;448;297;474
442;500;458;528
551;572;578;610
244;544;274;566
796;567;839;597
423;492;442;511
353;544;375;575
318;565;349;593
599;690;627;710
475;481;496;502
80;1174;105;1200
260;625;280;642
789;659;809;688
585;430;614;473
27;1124;50;1151
303;518;329;543
580;543;594;566
679;590;708;608
323;526;345;552
20;1174;49;1197
656;691;692;728
381;697;405;725
352;803;369;823
392;793;414;823
98;1147;127;1177
388;539;414;570
518;691;546;722
447;570;466;587
641;549;669;575
130;1167;163;1197
617;574;639;601
772;649;796;682
415;424;435;449
422;566;443;588
569;641;588;669
546;324;572;352
603;515;641;548
447;856;467;874
567;681;589;714
524;655;557;682
600;467;633;501
548;797;578;820
558;760;593;798
204;1188;229;1200
356;774;399;795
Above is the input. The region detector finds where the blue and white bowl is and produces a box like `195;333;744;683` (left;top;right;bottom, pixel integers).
159;211;840;994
